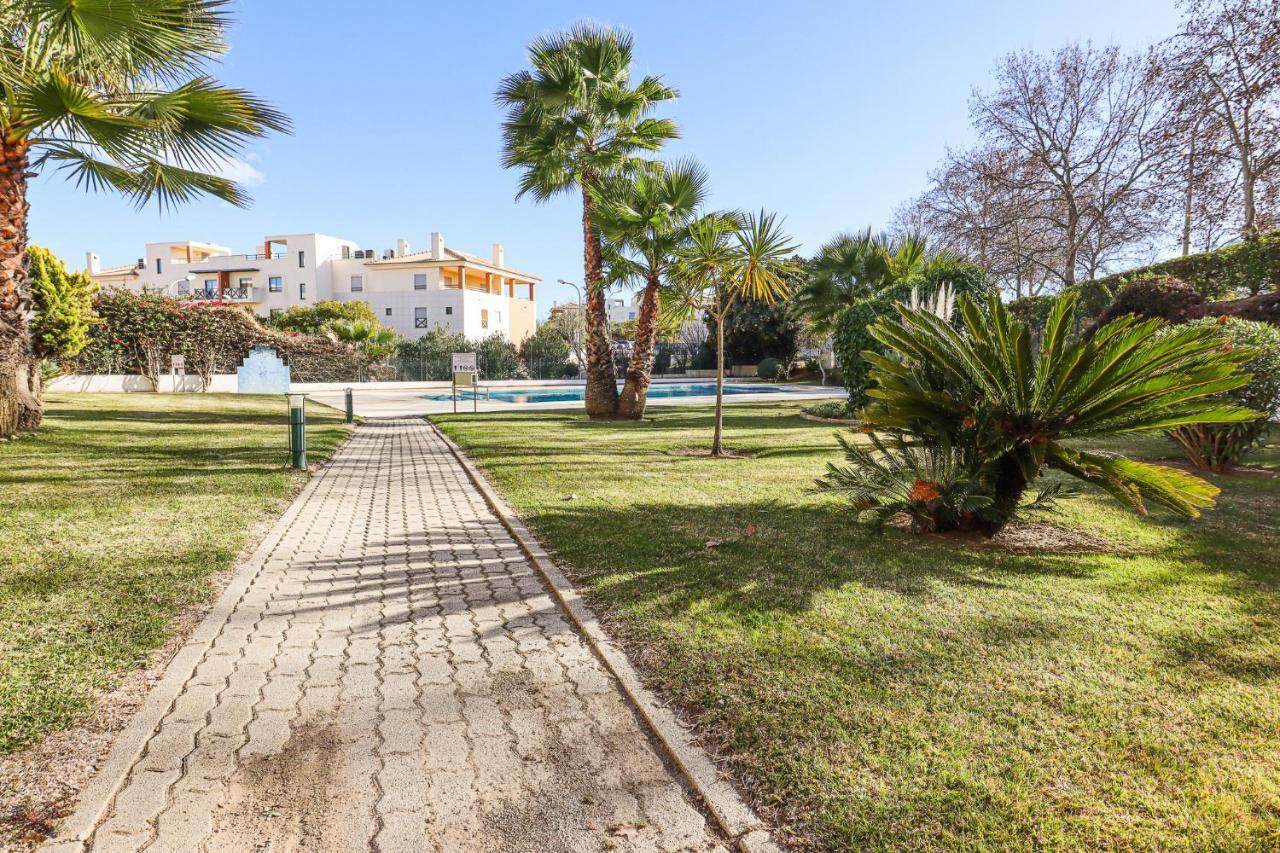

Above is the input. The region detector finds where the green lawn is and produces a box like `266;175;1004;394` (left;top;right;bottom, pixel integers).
0;393;349;755
435;403;1280;851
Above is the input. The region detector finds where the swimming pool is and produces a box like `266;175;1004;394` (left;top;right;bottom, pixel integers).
423;382;806;404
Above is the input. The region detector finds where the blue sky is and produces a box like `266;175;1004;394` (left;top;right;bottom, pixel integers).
30;0;1181;317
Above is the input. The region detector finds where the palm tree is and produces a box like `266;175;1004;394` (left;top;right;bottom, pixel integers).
674;211;797;456
592;159;708;418
857;292;1257;533
330;320;398;363
496;24;678;419
794;228;940;335
0;0;288;435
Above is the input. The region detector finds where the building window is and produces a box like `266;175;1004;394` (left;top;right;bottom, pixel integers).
299;282;306;299
481;309;489;330
203;279;217;295
298;250;305;268
269;308;283;318
269;275;283;292
341;245;350;260
414;273;427;290
350;275;363;292
239;277;252;287
445;306;453;315
414;307;428;328
155;258;162;274
385;307;392;316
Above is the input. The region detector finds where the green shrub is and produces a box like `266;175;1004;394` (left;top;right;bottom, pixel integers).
1081;230;1280;300
756;357;781;380
1089;275;1207;331
475;333;523;380
521;324;572;379
27;246;96;362
801;399;853;420
706;296;801;366
831;298;889;410
1166;317;1280;471
264;300;378;335
826;292;1257;535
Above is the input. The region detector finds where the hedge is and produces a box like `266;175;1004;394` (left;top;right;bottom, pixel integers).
1087;275;1280;333
1080;230;1280;302
69;291;368;385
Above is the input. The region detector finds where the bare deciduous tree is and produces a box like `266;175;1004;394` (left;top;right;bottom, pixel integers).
1166;0;1280;240
969;43;1175;287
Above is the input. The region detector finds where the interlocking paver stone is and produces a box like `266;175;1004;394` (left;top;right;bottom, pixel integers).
69;419;725;852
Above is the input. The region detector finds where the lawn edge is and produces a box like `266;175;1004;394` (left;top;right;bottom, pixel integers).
426;417;781;853
42;427;356;853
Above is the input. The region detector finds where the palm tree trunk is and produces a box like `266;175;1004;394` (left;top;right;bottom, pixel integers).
0;134;37;436
711;303;725;456
616;271;661;419
580;182;619;418
978;453;1028;536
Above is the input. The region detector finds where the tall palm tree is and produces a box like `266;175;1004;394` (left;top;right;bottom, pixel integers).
496;24;678;419
0;0;288;435
674;211;797;456
592;159;708;418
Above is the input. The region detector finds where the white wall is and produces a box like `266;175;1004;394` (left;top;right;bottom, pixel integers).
48;374;240;393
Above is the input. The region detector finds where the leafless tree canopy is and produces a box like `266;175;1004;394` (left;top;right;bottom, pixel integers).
901;1;1279;296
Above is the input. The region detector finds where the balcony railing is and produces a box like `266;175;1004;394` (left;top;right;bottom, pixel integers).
180;286;255;302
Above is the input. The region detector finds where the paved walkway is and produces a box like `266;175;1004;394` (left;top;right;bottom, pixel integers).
72;420;725;852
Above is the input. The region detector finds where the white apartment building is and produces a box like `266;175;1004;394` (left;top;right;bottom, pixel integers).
87;231;539;342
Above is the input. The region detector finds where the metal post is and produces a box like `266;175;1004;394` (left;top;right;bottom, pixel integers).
288;393;307;469
344;387;354;423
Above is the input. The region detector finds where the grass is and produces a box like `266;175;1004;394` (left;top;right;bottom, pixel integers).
0;393;349;755
435;402;1280;851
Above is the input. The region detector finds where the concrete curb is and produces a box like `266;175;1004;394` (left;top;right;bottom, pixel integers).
428;419;781;853
41;431;355;853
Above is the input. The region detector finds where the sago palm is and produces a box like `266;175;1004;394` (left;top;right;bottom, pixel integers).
496;24;678;419
674;210;797;456
0;0;288;435
858;291;1257;533
592;158;708;418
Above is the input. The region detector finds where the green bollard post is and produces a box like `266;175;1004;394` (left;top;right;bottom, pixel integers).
288;393;307;469
344;387;354;423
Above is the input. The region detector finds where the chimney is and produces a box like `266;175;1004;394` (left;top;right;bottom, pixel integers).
491;242;504;267
431;232;445;260
85;252;101;275
397;238;410;257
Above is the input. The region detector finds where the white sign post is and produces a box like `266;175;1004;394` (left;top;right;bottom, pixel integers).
170;354;186;392
451;352;478;413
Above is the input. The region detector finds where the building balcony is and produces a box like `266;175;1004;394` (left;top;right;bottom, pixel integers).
180;286;258;303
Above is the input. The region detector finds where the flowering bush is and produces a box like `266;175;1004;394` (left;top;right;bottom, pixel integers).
69;292;367;385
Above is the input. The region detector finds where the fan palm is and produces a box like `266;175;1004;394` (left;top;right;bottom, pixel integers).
673;210;798;455
496;24;678;419
859;291;1258;533
794;228;945;335
592;158;708;418
330;320;398;362
0;0;288;435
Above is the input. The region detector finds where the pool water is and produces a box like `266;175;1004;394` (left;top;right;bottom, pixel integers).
423;382;802;404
